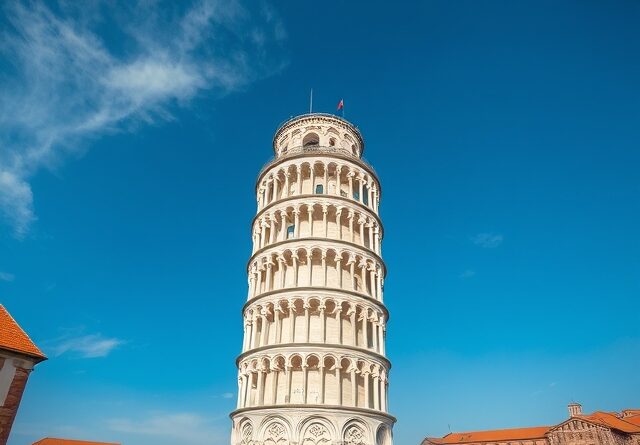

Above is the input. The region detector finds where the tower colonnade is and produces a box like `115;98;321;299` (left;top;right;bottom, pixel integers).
256;158;381;214
252;197;383;255
241;294;387;355
231;113;394;445
237;350;389;411
248;244;385;301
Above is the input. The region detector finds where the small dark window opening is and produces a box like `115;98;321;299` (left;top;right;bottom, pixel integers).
303;133;319;147
287;225;295;239
353;191;360;201
363;185;369;205
315;184;324;194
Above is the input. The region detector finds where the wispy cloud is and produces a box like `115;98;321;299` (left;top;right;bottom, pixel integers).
108;412;224;445
48;333;124;358
459;269;476;279
0;271;15;282
221;392;234;399
471;233;504;248
0;0;286;237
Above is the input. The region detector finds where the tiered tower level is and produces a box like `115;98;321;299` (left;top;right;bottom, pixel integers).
231;113;394;445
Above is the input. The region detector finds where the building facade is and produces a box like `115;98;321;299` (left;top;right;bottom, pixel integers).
422;404;640;445
230;113;395;445
0;305;46;445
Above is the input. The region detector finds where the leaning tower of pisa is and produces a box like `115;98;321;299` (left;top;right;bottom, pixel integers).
230;113;394;445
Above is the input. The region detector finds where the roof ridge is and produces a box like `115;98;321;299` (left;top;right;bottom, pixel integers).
449;425;552;435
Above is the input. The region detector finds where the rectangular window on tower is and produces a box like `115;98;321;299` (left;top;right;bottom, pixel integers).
363;185;369;205
353;191;360;201
287;225;295;239
315;184;324;194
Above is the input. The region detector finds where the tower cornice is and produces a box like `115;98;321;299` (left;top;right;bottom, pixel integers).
230;404;397;424
247;237;387;276
241;287;390;320
236;343;392;369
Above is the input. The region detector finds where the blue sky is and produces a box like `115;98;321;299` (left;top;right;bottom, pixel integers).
1;1;639;444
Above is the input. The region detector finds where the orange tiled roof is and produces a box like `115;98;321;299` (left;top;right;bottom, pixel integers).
424;426;551;444
576;411;640;433
624;415;640;427
32;438;120;445
0;304;46;360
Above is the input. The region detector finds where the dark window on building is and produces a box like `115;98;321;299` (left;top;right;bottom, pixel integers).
363;185;369;205
353;191;360;201
315;184;324;194
287;225;295;239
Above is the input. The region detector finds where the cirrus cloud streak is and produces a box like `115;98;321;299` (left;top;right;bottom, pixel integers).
0;0;286;237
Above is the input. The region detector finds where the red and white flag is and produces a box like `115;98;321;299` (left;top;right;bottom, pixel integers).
337;99;344;111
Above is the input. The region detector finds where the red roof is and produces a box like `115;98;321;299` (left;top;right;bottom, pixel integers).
0;304;46;360
424;426;551;444
624;415;640;427
32;438;120;445
575;411;640;434
423;408;640;445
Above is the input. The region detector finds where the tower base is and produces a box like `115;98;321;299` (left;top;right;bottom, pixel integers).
230;405;395;445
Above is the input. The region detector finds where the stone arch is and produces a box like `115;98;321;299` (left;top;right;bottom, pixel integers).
303;132;319;147
376;425;392;445
305;353;321;368
288;353;303;368
342;418;370;445
260;417;292;445
271;354;286;369
238;418;254;445
299;416;336;445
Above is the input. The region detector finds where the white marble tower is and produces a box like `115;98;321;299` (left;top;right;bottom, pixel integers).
230;113;394;445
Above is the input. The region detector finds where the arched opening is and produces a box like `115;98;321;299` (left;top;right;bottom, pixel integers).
329;137;336;147
377;425;392;445
303;133;319;147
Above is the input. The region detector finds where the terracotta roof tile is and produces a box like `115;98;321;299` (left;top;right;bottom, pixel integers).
0;304;46;360
424;426;551;444
423;407;640;445
576;412;640;433
32;438;120;445
623;415;640;427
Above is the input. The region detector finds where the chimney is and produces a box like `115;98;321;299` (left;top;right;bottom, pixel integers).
568;403;583;417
